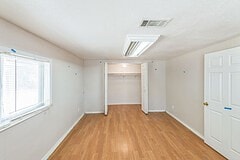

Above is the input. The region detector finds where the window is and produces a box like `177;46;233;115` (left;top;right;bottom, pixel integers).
0;49;51;128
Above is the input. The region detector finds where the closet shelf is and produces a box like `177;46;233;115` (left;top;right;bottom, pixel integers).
108;72;141;76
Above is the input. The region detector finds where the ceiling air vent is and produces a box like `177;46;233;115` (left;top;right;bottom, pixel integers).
140;19;171;27
123;35;160;57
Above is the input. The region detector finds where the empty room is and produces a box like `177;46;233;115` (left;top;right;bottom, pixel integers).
0;1;240;160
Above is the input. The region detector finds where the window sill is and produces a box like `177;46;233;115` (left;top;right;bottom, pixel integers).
0;104;52;133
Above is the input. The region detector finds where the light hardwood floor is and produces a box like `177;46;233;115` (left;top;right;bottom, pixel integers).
49;105;226;160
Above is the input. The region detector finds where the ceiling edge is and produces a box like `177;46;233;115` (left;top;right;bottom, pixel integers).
166;33;240;61
0;16;84;60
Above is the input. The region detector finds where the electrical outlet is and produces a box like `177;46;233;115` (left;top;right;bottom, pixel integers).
172;105;175;110
78;107;80;112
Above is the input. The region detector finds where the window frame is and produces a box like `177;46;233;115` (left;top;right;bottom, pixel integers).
0;47;52;132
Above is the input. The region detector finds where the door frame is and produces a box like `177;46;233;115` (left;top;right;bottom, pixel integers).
104;62;108;115
104;61;149;115
141;62;149;114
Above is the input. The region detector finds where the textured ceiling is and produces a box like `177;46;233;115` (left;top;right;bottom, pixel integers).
0;0;240;60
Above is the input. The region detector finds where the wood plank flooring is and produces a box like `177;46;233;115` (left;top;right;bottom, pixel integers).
49;105;226;160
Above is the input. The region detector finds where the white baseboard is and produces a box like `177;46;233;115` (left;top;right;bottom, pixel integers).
166;111;204;140
41;113;84;160
149;109;166;112
85;111;104;114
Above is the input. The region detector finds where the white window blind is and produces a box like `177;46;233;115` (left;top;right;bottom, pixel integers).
0;51;51;127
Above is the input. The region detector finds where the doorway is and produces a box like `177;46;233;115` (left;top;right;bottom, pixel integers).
104;62;149;115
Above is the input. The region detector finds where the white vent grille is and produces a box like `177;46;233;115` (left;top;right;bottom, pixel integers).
140;19;171;27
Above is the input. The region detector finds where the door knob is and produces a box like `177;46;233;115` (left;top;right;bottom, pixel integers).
203;102;208;106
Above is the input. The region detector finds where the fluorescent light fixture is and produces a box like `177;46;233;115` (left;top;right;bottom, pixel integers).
123;35;160;57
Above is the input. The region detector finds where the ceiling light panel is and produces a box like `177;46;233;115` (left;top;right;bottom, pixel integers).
123;35;160;57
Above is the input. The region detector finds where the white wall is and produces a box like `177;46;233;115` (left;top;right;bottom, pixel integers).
108;63;141;105
166;35;240;137
0;18;84;160
83;60;104;113
108;75;141;105
84;60;166;112
148;61;166;111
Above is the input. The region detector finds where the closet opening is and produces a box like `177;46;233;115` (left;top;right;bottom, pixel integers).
104;62;148;115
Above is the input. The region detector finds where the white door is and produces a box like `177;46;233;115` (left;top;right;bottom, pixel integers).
141;63;148;114
104;62;108;115
204;47;240;160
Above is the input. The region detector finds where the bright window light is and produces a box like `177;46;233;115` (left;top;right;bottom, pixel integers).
0;49;51;127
